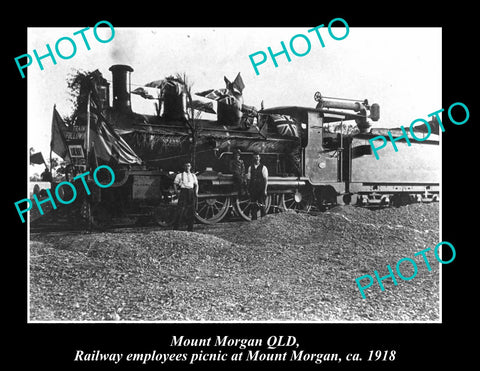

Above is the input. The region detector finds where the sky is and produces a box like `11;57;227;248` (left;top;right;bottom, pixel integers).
27;26;441;174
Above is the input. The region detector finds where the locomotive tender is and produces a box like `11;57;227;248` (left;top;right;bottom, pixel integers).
55;64;439;227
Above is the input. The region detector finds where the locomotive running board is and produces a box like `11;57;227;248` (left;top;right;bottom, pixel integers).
349;182;439;194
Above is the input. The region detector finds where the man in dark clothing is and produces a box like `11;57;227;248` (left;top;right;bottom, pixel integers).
247;152;269;220
229;148;246;196
41;167;52;182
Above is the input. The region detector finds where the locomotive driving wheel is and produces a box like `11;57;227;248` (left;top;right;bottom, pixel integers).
90;202;113;230
195;195;231;224
279;189;314;212
152;191;178;227
233;194;272;221
153;203;177;227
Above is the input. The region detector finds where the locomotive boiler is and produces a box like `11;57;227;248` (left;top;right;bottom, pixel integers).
50;64;438;228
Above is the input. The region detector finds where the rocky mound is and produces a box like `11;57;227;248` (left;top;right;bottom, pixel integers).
30;203;440;321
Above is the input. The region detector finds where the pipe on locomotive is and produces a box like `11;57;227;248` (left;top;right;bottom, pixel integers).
210;178;307;187
314;91;380;133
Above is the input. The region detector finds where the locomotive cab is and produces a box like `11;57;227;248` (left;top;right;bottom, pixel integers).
260;92;380;209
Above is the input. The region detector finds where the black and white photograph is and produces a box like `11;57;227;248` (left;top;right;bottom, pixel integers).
9;9;474;370
26;25;441;323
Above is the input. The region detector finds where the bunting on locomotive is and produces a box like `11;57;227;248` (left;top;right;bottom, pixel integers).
50;64;382;185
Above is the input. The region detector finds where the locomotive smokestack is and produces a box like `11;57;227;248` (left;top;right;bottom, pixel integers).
109;64;134;113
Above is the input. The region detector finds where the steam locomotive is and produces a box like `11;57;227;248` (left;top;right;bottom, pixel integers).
47;64;439;228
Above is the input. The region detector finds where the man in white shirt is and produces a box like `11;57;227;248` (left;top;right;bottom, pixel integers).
246;152;268;220
173;162;198;231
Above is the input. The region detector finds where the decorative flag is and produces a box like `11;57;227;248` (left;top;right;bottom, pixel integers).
80;81;142;165
196;73;245;101
189;100;216;114
88;109;143;165
195;88;230;101
224;73;245;95
132;86;159;100
30;151;45;165
271;114;300;137
145;79;167;89
50;106;69;159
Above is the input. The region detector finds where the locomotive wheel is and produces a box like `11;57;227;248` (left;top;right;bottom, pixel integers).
195;196;231;224
153;204;177;227
269;194;283;214
279;189;313;212
90;203;112;230
233;194;272;221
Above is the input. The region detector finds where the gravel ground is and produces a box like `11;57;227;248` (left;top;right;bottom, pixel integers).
29;203;440;322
